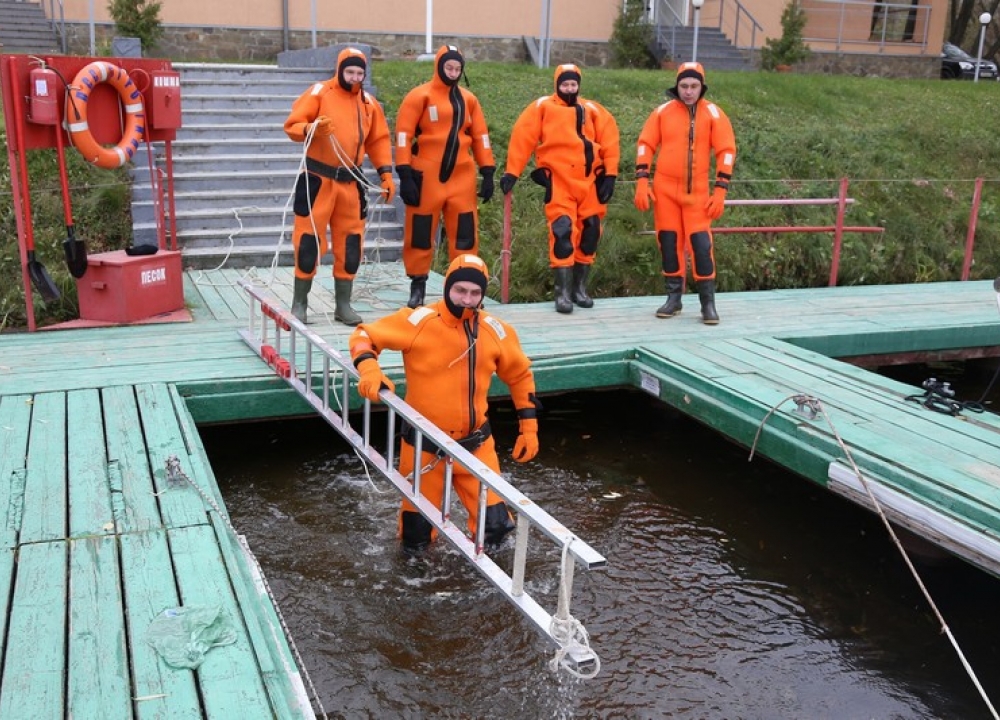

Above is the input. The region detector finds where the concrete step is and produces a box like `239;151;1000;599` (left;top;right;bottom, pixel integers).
179;237;403;270
172;62;329;84
131;199;401;233
182;107;290;125
180;77;319;95
179;93;300;111
161;137;299;156
169;123;290;142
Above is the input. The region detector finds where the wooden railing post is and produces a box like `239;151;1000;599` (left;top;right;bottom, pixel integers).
962;177;984;281
829;177;849;287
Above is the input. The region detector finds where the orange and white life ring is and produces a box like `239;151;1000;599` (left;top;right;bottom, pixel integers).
66;61;145;170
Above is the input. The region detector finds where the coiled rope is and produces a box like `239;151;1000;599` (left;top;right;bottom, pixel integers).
750;394;999;720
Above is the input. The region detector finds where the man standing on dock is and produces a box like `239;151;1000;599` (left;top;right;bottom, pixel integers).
634;61;736;325
500;63;621;314
394;45;497;309
284;47;395;326
348;254;541;553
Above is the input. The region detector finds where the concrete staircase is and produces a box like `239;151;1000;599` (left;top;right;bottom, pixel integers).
133;63;404;270
653;26;755;72
0;0;61;55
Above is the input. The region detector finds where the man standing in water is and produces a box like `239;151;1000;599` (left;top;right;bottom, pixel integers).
348;254;541;552
394;45;496;308
634;61;736;324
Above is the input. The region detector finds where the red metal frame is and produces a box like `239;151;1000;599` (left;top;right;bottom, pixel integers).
1;53;180;330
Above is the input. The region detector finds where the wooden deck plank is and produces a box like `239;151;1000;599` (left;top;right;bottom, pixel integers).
0;396;31;550
134;383;214;529
119;528;203;719
21;392;67;543
0;548;15;675
0;542;66;720
67;535;131;720
169;524;275;718
67;389;116;538
102;386;163;533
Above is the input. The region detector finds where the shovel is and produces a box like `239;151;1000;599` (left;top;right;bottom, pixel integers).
8;58;60;302
53;114;88;278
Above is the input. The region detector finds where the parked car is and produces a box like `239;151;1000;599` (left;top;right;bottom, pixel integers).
941;42;999;80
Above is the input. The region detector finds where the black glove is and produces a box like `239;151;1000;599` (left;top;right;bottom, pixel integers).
499;172;518;195
596;172;616;204
478;166;495;202
396;165;420;207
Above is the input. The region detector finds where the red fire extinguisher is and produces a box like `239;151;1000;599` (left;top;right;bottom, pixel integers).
27;65;59;125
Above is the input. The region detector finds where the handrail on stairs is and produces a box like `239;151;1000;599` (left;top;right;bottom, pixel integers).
236;279;608;675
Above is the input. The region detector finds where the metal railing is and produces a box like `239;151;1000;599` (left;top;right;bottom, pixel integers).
801;0;932;51
236;279;607;674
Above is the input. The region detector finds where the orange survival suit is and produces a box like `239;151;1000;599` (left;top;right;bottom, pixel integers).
634;62;736;324
284;47;394;325
501;64;621;313
349;254;540;551
394;45;496;308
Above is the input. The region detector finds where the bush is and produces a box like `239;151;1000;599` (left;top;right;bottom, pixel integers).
609;1;657;69
760;0;811;71
107;0;164;52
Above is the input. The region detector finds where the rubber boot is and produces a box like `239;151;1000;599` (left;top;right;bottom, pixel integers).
554;267;573;314
655;277;684;318
484;502;516;548
406;275;428;309
291;277;312;324
401;511;433;554
571;263;594;308
697;279;719;325
334;278;363;326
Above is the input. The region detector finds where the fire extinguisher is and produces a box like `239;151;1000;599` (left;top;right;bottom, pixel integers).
27;65;59;125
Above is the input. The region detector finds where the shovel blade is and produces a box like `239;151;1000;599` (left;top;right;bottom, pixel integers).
28;255;60;303
64;237;89;279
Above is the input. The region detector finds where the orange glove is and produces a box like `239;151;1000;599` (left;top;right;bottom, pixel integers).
705;186;727;220
512;418;538;463
380;172;395;204
313;115;335;136
634;177;652;212
357;358;394;402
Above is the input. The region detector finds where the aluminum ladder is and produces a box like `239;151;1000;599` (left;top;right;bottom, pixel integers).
236;280;608;674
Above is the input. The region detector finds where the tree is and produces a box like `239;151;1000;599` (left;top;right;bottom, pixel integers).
107;0;163;52
760;0;812;70
609;0;657;69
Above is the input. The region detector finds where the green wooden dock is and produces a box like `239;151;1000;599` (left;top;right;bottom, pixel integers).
2;260;1000;717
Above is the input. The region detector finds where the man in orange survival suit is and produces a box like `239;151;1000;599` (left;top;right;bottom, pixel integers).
349;254;540;552
499;64;620;314
284;47;395;326
633;62;736;325
394;45;496;309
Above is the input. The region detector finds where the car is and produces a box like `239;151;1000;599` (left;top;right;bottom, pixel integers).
941;41;999;80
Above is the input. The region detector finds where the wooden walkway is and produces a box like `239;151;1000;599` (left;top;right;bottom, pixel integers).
2;260;1000;716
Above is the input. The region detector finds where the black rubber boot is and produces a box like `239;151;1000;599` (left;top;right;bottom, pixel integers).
571;263;594;308
406;275;428;309
291;277;312;323
334;278;362;326
655;277;684;318
484;502;516;548
554;267;573;314
401;511;433;554
697;279;719;325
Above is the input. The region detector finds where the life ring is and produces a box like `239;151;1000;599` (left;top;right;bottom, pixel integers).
66;61;145;169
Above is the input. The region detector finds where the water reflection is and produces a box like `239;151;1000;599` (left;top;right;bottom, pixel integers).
205;382;1000;719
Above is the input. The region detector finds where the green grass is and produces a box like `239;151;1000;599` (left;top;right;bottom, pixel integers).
4;63;1000;328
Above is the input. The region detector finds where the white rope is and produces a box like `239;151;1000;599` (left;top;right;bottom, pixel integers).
548;538;601;679
750;393;1000;720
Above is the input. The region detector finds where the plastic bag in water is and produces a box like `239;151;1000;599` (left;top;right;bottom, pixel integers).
146;605;238;669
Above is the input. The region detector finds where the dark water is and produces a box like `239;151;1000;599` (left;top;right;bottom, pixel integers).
204;361;1000;720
